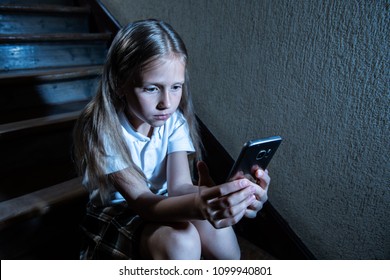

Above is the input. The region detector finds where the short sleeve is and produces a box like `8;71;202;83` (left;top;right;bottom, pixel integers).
167;113;195;154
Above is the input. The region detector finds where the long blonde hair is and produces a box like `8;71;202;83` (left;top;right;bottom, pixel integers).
73;19;202;204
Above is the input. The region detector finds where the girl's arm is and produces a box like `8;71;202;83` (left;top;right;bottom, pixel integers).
166;151;199;196
111;155;258;228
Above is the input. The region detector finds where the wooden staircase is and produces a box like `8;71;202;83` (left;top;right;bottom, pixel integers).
0;0;114;259
0;0;314;260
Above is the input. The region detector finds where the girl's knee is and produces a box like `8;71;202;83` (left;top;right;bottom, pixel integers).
141;222;201;259
192;221;241;260
163;222;201;259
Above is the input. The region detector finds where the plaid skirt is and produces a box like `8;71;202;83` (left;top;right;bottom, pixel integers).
79;202;145;259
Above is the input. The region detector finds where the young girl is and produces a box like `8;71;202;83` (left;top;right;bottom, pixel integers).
73;19;270;260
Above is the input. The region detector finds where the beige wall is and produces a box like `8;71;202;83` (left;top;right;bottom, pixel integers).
101;0;389;259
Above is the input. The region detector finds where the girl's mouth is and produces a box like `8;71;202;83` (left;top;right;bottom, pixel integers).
154;114;171;121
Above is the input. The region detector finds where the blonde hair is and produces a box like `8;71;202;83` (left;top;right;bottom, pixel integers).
73;19;202;204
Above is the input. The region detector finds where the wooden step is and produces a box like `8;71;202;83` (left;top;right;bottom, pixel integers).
0;4;90;35
0;65;102;82
0;100;90;124
0;66;100;123
0;33;112;42
0;176;87;259
0;110;80;136
0;34;110;71
0;176;86;230
0;0;75;5
0;4;89;14
0;112;81;201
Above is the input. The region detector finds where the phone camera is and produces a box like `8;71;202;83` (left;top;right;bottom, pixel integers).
256;149;271;160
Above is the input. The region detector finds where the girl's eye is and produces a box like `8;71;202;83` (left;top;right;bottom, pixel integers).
144;86;159;93
171;84;183;92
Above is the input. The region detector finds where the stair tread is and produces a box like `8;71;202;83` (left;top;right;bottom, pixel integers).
0;176;86;229
0;65;102;83
0;4;89;14
0;110;81;136
0;100;90;124
0;33;112;42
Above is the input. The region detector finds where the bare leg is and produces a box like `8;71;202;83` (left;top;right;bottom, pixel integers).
192;220;241;260
139;221;201;260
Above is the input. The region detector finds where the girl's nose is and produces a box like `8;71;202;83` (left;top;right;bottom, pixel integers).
157;91;171;110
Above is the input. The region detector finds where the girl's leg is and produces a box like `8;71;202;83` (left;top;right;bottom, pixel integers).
139;221;202;259
191;220;241;260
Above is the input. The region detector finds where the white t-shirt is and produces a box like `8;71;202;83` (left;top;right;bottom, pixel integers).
100;110;195;204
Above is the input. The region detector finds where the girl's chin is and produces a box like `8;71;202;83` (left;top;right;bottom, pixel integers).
149;119;168;128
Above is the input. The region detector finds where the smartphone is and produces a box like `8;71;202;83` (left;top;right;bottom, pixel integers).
227;136;282;180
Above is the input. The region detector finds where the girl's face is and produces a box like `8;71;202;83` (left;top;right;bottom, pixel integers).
125;57;185;137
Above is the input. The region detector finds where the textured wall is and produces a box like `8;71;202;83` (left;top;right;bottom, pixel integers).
101;0;389;259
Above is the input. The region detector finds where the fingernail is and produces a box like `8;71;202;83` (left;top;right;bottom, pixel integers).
256;169;264;178
240;179;248;187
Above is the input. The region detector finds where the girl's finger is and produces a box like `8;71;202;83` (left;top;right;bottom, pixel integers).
206;185;255;210
200;179;254;201
255;169;270;189
210;208;247;229
210;194;256;220
245;207;260;219
228;171;245;181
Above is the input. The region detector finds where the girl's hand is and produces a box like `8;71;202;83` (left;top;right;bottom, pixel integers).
228;166;270;218
244;167;270;218
196;161;257;228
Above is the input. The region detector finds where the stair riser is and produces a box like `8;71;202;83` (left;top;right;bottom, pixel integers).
0;13;89;34
0;43;107;71
0;121;76;202
1;77;97;122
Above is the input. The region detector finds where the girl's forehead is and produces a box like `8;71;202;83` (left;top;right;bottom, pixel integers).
140;56;186;81
142;54;186;72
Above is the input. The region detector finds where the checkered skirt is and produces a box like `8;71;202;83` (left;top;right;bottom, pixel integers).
79;202;145;259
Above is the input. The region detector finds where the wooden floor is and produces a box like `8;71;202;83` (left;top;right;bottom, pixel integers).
238;235;276;260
